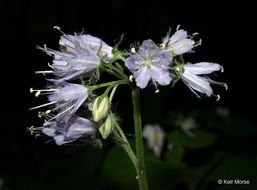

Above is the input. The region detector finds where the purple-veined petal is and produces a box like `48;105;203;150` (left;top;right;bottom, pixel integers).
182;70;213;97
168;38;194;55
150;65;172;86
125;55;143;70
134;66;151;89
66;117;96;138
138;39;158;59
80;34;113;59
152;51;173;67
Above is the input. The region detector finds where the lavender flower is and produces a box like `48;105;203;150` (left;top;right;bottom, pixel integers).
30;83;88;121
37;32;113;83
125;40;172;89
143;124;165;157
162;29;195;56
42;115;96;145
181;62;225;98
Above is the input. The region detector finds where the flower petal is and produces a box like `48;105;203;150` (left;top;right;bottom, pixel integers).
134;67;150;89
184;62;221;75
168;38;194;55
150;65;172;86
182;70;213;97
168;29;188;44
125;55;143;70
138;39;158;59
66;117;96;138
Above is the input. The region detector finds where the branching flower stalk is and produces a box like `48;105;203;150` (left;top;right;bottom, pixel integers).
29;26;227;190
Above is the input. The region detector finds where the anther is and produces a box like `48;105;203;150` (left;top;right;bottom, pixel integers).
224;83;228;90
35;91;41;97
38;111;42;118
136;175;139;180
129;75;133;82
59;41;65;46
160;43;165;49
131;47;136;53
66;48;71;53
35;134;41;138
48;62;54;69
30;88;34;93
43;44;47;50
46;53;53;57
176;24;181;31
53;26;61;30
155;89;160;94
45;110;51;114
192;32;199;36
216;94;220;101
220;66;224;72
195;38;202;47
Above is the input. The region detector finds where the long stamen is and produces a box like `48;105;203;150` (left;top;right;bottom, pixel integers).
47;105;74;122
30;89;56;92
35;71;53;74
29;101;57;110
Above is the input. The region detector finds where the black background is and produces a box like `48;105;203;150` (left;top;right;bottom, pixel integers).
1;0;256;190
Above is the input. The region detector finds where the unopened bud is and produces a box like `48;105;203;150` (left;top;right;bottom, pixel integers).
93;96;109;122
99;115;113;139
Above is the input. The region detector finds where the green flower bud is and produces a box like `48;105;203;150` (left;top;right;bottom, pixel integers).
93;96;109;122
99;115;113;139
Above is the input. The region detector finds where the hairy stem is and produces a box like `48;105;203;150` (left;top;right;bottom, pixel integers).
132;87;148;190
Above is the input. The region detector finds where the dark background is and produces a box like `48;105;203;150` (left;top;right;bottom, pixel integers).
1;0;256;190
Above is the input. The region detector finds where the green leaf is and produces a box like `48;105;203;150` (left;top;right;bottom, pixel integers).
102;147;137;189
164;145;186;169
167;129;217;149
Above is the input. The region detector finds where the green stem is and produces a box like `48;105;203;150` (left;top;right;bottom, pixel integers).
99;67;124;80
101;62;128;80
132;87;148;190
87;80;128;91
112;122;138;171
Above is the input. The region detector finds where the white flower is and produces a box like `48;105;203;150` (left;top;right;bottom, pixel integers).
143;124;165;157
181;62;223;98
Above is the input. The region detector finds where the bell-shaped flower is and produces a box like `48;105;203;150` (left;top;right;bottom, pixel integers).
30;83;88;121
162;29;195;56
36;33;113;83
125;39;172;89
181;62;223;97
42;115;96;145
143;124;165;157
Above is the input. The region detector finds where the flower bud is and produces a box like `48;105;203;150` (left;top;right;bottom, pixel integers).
93;96;109;122
99;115;113;139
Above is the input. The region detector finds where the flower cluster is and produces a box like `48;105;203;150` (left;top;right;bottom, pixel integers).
30;26;227;146
30;27;114;145
125;28;227;98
